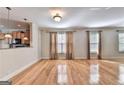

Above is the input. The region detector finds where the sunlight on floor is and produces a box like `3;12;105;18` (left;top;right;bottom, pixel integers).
118;64;124;84
57;64;68;85
89;64;99;84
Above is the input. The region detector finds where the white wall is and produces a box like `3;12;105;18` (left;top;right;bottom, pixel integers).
101;29;124;62
41;31;50;59
73;31;87;59
40;28;124;61
0;23;42;80
40;31;88;59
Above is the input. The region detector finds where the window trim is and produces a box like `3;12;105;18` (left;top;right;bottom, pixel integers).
90;32;99;54
57;32;66;54
118;32;124;53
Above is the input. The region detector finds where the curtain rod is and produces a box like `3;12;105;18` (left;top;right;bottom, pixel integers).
40;27;96;32
40;30;103;33
116;30;124;32
40;30;76;33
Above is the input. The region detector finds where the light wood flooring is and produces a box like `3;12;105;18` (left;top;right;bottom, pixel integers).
10;60;122;85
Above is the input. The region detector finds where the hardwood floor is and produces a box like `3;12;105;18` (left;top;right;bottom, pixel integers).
10;60;122;85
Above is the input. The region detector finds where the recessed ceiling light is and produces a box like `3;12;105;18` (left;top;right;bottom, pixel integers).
105;7;111;10
89;8;101;11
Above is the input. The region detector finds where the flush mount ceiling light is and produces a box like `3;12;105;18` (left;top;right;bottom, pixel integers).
53;13;62;22
89;8;101;11
105;7;111;10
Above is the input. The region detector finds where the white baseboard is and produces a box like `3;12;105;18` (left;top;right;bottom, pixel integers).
41;56;87;60
74;57;87;59
0;58;41;81
102;57;124;59
102;57;124;60
41;57;50;59
102;57;124;62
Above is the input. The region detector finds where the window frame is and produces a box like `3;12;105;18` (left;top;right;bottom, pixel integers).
57;32;66;54
90;32;99;54
118;32;124;53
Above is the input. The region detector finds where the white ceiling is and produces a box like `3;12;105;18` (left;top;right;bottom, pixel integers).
1;7;124;29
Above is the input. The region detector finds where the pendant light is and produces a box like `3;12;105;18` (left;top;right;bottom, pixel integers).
4;7;12;39
23;18;28;40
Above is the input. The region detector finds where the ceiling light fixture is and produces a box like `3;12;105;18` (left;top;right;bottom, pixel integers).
105;7;111;10
90;8;101;11
4;7;12;39
53;13;62;22
23;18;28;41
23;37;28;40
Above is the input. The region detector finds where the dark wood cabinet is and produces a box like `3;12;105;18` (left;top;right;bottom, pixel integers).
0;32;5;40
11;31;30;44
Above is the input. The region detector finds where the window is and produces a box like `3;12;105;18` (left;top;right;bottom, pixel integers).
57;32;66;53
90;32;99;53
119;32;124;52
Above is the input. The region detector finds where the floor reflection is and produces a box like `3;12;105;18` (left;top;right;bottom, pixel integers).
118;64;124;84
57;64;68;85
10;60;124;85
90;64;99;84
